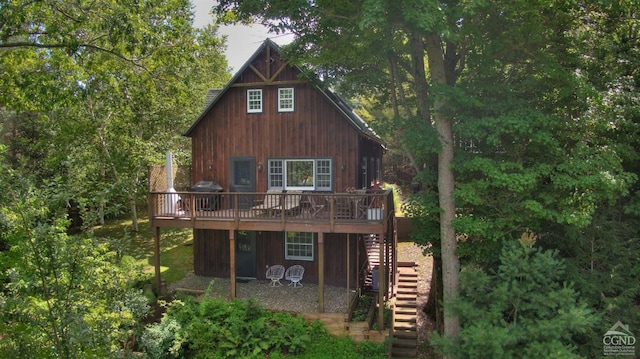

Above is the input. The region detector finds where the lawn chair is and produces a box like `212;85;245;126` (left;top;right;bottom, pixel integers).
266;265;285;287
285;265;305;287
251;189;282;216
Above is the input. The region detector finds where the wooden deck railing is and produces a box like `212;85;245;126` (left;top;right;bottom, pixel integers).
149;190;393;225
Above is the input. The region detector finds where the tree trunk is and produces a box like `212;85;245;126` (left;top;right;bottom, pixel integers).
424;253;444;334
388;53;420;172
425;32;461;343
129;194;138;232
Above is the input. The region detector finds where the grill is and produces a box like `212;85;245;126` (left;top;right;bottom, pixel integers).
190;181;223;210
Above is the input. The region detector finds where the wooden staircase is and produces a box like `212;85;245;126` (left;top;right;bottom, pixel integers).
364;233;394;289
390;263;418;358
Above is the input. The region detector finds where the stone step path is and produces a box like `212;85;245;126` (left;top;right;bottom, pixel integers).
390;263;418;359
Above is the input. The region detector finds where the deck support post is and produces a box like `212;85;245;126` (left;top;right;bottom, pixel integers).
346;233;350;313
154;226;161;293
318;232;325;313
229;230;236;299
378;231;385;331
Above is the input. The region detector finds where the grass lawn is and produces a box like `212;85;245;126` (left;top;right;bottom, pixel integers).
93;214;194;285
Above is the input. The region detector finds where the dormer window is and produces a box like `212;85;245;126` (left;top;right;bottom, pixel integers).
278;87;294;112
247;89;263;113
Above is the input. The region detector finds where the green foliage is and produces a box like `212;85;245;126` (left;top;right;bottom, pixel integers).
140;295;314;358
539;208;640;358
351;294;374;322
432;241;595;359
0;168;151;358
1;0;230;230
139;317;187;359
141;293;387;358
269;321;387;359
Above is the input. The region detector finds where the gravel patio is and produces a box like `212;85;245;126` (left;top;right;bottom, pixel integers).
169;274;355;314
168;242;432;318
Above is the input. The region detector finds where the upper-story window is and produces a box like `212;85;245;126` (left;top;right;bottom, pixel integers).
268;158;332;191
278;88;294;112
247;89;263;113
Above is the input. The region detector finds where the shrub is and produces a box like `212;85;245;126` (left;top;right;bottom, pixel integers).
432;241;595;359
139;295;314;358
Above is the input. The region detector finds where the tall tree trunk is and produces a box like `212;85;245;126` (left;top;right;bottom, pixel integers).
388;53;419;171
424;253;444;334
425;32;460;343
407;29;457;343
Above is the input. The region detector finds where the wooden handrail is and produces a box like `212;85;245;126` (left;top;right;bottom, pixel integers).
149;190;392;226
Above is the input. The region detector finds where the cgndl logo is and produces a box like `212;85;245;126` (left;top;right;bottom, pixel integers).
603;321;636;357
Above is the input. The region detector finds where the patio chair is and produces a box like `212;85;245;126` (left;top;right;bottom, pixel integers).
308;195;327;218
251;189;282;216
273;191;303;215
265;265;285;287
285;265;305;287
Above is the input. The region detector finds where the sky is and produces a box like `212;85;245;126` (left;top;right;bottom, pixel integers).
192;0;294;74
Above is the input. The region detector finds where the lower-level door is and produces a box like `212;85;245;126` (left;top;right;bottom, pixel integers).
235;230;256;279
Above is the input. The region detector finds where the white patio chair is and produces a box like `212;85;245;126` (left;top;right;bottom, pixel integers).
285;265;305;287
266;265;285;287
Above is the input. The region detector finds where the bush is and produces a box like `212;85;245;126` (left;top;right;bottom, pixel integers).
432;241;595;359
269;321;387;359
139;294;314;358
140;292;388;358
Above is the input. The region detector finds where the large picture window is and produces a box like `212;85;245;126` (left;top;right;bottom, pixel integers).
247;89;262;113
285;232;314;261
268;158;332;191
278;88;294;112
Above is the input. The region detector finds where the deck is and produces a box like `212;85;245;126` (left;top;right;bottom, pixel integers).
149;189;396;324
149;190;394;234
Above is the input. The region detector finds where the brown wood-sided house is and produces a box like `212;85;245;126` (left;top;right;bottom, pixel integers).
149;39;397;315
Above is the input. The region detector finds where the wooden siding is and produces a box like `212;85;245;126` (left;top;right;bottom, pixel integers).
184;41;386;291
193;230;365;287
188;44;381;193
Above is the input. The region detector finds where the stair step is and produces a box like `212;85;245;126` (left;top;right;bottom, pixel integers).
397;286;417;291
393;338;418;348
395;309;416;317
394;314;417;323
396;292;416;298
398;269;416;274
397;293;417;299
390;347;417;357
395;301;417;308
398;285;417;290
397;295;417;301
394;329;418;339
397;280;418;285
398;268;418;278
398;277;418;283
397;287;417;293
394;322;417;331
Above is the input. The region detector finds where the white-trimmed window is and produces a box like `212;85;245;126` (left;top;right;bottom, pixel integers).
278;87;294;112
285;232;314;261
247;89;263;113
268;158;332;191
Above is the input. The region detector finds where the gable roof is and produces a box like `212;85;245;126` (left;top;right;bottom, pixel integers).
184;39;382;145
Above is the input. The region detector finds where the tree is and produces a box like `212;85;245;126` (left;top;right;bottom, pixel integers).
0;146;151;358
432;238;595;359
213;1;637;351
0;0;230;231
214;0;462;340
